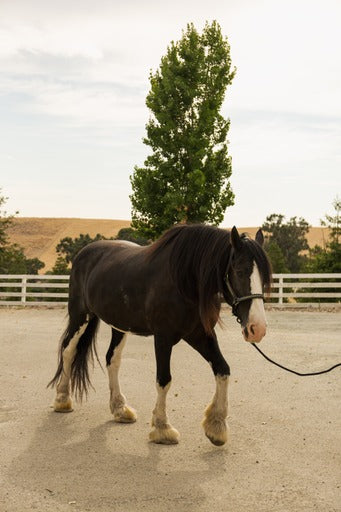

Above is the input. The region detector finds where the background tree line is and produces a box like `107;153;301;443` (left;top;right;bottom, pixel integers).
0;190;45;274
1;188;339;275
262;198;340;273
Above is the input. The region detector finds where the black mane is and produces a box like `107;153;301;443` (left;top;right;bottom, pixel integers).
147;224;232;333
147;224;271;333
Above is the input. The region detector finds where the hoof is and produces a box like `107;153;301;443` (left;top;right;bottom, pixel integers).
205;433;226;446
54;397;73;413
113;405;137;423
202;417;228;446
149;425;180;445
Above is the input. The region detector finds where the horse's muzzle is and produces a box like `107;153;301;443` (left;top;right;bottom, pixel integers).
242;322;266;343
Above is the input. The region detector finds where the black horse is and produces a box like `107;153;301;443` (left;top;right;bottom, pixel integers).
49;224;271;446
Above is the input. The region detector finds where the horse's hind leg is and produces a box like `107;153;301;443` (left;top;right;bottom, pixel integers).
54;314;89;412
149;335;180;444
106;328;137;423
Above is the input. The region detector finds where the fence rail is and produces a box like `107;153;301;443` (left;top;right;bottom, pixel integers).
270;273;341;306
0;275;69;306
0;273;340;307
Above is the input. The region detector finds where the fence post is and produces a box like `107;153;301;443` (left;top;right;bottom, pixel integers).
21;277;27;305
278;277;283;304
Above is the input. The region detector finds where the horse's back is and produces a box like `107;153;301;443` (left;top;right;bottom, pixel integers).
76;239;140;257
69;240;144;293
69;239;159;331
73;239;141;268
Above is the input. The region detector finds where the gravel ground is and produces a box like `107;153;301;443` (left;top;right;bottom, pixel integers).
0;308;340;512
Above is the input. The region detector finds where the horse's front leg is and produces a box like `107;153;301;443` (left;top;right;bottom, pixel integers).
202;374;229;446
185;328;230;446
149;335;180;444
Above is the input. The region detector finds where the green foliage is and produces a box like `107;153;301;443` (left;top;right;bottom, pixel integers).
0;244;27;274
43;256;70;303
308;242;341;273
307;197;341;272
115;228;149;246
25;257;45;274
56;233;107;264
47;256;71;275
0;190;18;247
262;214;310;273
321;196;340;245
264;240;288;273
0;191;44;274
0;243;45;275
130;21;236;239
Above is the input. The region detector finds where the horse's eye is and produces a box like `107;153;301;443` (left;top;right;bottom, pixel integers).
236;270;245;278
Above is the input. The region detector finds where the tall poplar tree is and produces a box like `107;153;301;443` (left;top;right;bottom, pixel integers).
130;21;236;239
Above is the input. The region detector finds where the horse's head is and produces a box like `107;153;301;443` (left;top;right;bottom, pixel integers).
224;226;272;343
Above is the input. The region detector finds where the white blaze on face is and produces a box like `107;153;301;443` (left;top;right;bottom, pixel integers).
243;262;267;343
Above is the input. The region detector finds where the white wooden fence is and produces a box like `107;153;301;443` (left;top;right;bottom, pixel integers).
0;275;69;306
0;273;340;307
270;273;341;306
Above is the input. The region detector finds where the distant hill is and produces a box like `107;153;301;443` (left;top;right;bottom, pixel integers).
7;217;131;271
7;217;330;272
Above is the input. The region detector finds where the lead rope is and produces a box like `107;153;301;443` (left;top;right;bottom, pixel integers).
251;343;341;376
223;247;340;376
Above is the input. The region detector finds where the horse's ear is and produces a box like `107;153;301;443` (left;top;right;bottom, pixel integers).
231;226;243;251
255;228;264;247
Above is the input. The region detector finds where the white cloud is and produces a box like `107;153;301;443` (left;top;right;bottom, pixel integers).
0;0;340;224
2;0;340;119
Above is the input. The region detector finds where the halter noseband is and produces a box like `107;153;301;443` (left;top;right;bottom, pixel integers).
224;248;264;323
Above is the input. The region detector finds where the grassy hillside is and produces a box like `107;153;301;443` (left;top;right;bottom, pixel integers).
7;218;131;271
7;217;330;272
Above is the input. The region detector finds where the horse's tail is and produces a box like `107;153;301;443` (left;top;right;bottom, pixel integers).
70;314;101;400
48;313;100;401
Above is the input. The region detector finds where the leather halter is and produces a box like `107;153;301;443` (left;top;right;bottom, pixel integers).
224;248;264;323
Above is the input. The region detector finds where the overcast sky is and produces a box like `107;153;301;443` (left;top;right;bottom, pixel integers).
0;0;340;227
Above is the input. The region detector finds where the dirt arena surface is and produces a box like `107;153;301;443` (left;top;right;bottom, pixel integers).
0;308;340;512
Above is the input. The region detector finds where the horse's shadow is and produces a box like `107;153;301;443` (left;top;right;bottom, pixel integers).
8;411;229;510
